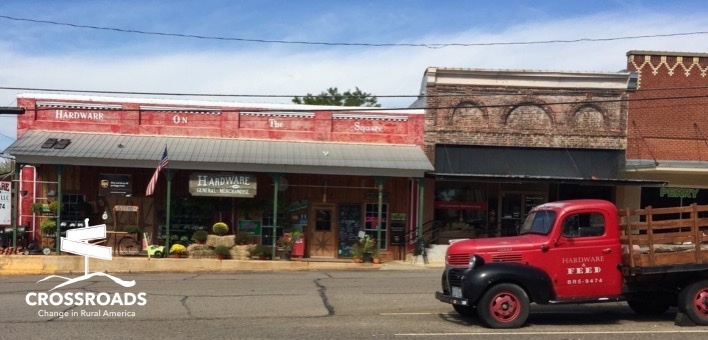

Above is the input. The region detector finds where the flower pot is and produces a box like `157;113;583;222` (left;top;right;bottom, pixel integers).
216;254;225;260
373;258;381;264
171;253;182;258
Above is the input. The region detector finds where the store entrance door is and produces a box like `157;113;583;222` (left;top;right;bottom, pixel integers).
309;205;337;258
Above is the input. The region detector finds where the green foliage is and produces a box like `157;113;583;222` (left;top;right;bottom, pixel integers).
234;231;252;245
40;219;56;235
292;87;380;107
191;229;209;242
277;236;292;251
213;245;231;257
249;244;270;257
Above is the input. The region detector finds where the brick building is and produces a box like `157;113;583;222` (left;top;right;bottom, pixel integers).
3;94;433;260
623;51;708;209
419;67;656;241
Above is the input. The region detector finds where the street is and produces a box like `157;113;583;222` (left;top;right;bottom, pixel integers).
1;269;707;339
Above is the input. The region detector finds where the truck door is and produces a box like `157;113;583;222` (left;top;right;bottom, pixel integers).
548;211;623;299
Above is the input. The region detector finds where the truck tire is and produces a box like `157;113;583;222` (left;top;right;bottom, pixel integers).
453;304;476;317
627;298;671;316
678;280;708;326
477;283;529;329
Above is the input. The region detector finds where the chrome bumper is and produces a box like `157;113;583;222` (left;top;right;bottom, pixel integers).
435;291;470;306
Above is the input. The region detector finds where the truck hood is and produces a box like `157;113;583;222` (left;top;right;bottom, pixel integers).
446;234;550;265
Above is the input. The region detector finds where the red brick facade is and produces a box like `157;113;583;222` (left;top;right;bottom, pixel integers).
626;51;708;162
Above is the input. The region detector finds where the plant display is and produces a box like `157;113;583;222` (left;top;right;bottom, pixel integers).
289;230;303;242
169;243;187;254
213;245;231;259
192;229;209;243
47;200;60;214
277;236;293;251
212;222;229;235
40;219;57;235
249;244;270;258
234;231;252;245
31;203;46;214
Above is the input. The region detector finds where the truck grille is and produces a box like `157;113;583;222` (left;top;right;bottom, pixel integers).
447;253;471;266
447;268;466;288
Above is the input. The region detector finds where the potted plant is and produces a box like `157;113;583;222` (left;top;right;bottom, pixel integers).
372;246;381;264
234;231;252;245
31;203;46;214
40;219;57;236
360;235;375;262
276;236;292;261
169;243;187;258
213;245;231;260
250;244;270;260
192;229;209;244
351;241;363;263
212;222;229;235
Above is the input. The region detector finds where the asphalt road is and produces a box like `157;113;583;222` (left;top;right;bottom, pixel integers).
1;269;707;339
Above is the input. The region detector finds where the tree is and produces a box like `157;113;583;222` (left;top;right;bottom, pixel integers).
292;87;380;107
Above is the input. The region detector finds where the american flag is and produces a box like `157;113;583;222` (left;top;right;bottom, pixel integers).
145;146;168;196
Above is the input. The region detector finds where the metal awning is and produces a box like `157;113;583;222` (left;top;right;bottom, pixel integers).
433;144;667;186
3;131;434;178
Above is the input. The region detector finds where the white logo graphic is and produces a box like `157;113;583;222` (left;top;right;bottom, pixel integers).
37;219;135;291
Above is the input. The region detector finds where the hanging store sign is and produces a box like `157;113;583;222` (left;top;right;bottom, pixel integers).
98;174;132;197
189;173;257;198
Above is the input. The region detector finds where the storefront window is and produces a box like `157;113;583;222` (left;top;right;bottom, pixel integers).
364;203;387;249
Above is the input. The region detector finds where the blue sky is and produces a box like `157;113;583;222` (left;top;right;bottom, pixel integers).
1;0;708;150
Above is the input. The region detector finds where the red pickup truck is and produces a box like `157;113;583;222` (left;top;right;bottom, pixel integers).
435;199;708;328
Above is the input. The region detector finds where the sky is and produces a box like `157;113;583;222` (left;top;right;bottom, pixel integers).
1;0;708;151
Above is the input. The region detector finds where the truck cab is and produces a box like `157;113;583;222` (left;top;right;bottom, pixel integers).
436;199;624;328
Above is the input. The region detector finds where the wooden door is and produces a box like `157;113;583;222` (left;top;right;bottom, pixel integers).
309;205;337;257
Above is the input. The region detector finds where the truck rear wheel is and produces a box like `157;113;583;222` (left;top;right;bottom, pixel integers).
678;280;708;326
477;283;529;329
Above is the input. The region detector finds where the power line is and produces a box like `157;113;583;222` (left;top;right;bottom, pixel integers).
2;15;708;48
2;85;707;102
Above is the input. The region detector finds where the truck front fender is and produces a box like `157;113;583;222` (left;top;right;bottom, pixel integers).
462;262;553;305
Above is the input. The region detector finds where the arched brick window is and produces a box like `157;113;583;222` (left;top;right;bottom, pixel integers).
572;105;605;131
505;104;552;130
450;102;487;127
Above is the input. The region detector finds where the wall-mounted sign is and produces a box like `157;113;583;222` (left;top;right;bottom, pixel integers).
189;173;257;197
0;181;10;225
98;174;132;197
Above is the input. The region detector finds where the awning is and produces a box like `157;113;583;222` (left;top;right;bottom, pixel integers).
3;131;434;178
433;144;666;186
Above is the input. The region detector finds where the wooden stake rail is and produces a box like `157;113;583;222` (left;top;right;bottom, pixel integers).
619;203;708;268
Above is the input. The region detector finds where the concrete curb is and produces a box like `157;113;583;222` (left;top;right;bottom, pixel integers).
0;255;443;275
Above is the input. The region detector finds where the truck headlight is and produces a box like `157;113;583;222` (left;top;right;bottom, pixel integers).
468;254;484;268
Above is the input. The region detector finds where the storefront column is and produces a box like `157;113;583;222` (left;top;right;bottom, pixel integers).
270;174;281;259
11;162;19;248
54;165;63;254
376;177;386;250
416;178;424;249
164;169;175;255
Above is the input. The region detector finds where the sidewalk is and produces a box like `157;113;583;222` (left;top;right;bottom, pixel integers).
0;254;443;275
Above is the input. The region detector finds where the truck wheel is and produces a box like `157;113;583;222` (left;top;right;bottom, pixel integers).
477;283;529;329
678;280;708;326
627;299;671;316
453;304;476;317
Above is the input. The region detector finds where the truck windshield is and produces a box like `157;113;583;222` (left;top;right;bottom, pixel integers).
519;210;557;235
